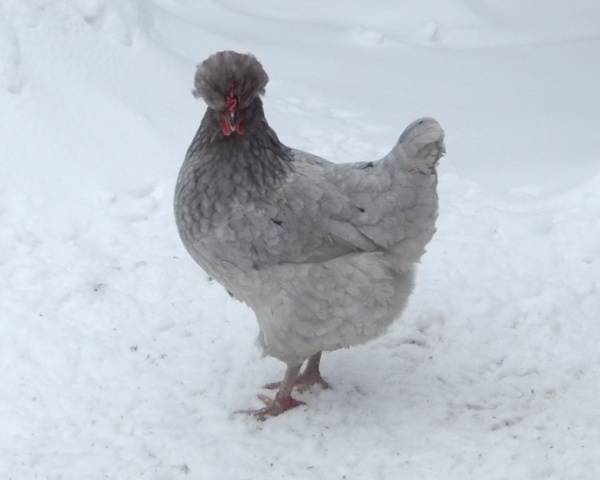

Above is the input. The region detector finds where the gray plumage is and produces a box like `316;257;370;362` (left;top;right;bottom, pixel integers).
175;51;445;415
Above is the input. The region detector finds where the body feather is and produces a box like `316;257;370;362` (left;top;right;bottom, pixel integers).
176;107;444;364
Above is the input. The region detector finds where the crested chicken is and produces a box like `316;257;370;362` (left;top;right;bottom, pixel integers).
174;51;445;419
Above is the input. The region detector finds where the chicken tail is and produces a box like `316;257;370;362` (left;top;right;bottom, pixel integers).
395;117;445;174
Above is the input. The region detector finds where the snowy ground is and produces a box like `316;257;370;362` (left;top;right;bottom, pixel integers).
1;1;600;479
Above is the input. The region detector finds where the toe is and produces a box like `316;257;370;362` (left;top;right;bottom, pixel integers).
236;394;305;420
257;394;273;406
262;382;282;390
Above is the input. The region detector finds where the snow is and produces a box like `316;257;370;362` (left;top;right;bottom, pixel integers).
1;1;599;478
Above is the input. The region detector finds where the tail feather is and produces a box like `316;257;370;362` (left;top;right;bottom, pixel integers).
396;117;445;173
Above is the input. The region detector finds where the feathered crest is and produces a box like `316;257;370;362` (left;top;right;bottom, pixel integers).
193;51;269;110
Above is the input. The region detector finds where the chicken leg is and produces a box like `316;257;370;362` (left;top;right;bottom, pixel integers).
263;352;331;392
246;364;304;420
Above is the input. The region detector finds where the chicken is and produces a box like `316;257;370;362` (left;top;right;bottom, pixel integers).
174;51;445;419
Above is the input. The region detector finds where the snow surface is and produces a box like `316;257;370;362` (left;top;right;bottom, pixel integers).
1;1;600;478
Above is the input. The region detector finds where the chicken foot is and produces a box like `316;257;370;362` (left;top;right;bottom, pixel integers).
238;364;305;420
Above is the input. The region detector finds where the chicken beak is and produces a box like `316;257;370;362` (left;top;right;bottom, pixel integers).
228;110;239;132
222;110;241;136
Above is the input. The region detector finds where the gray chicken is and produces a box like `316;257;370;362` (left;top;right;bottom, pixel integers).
175;51;445;419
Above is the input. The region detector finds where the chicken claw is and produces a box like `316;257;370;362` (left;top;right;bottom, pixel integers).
255;394;305;420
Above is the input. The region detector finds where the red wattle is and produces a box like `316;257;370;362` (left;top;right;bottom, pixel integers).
222;118;232;136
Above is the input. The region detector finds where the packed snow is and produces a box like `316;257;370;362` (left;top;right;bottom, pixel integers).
1;1;599;479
